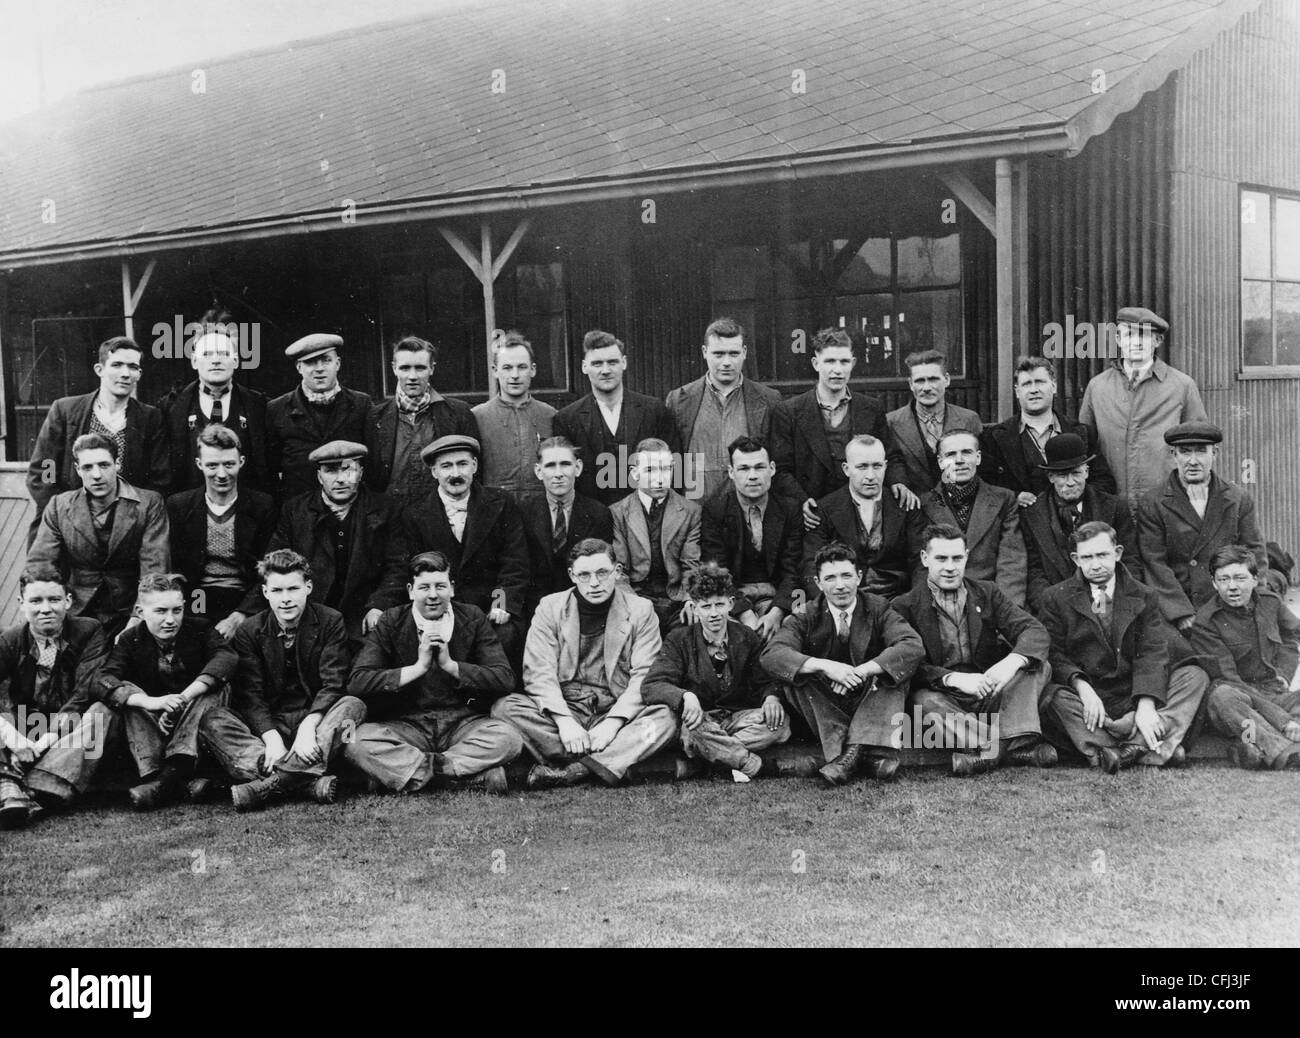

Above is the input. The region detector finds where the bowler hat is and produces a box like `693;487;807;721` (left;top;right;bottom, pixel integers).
1038;433;1095;471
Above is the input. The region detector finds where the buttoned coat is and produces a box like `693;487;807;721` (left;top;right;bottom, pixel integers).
610;489;702;602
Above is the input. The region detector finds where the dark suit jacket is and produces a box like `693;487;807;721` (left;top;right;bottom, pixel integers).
1038;569;1173;714
230;602;351;737
348;602;514;726
551;390;679;506
363;392;479;493
0;616;108;719
25;392;169;540
890;578;1050;687
156;381;271;493
801;486;922;599
267;487;408;638
642;619;779;712
979;410;1116;497
664;376;781;452
266;386;373;500
761;590;925;686
1189;590;1300;697
1022;486;1139;609
28;482;171;623
919;480;1027;604
402;484;530;617
701;488;802;614
166;487;278;616
885;401;984;495
95;616;236;708
771;389;901;505
521;493;613;607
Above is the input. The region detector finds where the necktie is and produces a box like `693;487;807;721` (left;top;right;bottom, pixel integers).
748;506;763;552
1092;590;1112;622
552;505;568;553
836;610;851;643
36;639;57;669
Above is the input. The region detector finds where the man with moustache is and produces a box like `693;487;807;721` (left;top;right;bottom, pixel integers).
761;542;925;786
552;330;679;508
345;552;521;794
471;330;556;505
1078;307;1207;503
891;524;1055;776
0;566;113;826
402;436;529;663
980;356;1115;505
918;431;1027;604
771;328;905;532
665;318;782;502
700;436;802;642
492;539;676;789
885;350;983;501
266;333;373;500
26;336;169;544
802;434;925;600
610;438;702;631
521;437;613;610
166;423;277;640
28;433;171;639
1038;522;1208;773
157;323;270;493
1021;433;1139;610
364;336;478;506
95;573;237;810
1136;422;1268;633
201;550;366;811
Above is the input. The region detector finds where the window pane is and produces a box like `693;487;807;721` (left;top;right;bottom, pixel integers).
1241;190;1271;279
712;246;768;301
897;288;964;375
835;238;892;293
1241;279;1273;367
1276;198;1300;281
897;234;960;288
832;294;896;377
1276;282;1300;366
515;262;565;314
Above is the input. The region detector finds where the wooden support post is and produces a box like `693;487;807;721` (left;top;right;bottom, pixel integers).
119;257;156;342
995;159;1016;421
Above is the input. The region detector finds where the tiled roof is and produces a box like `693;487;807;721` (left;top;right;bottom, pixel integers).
0;0;1262;262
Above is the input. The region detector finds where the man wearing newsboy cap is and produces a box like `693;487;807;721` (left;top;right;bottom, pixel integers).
266;334;373;500
1078;307;1207;503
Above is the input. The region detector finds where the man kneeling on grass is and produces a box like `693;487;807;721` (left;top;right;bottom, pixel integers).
1188;544;1300;770
761;542;925;787
642;561;815;782
95;573;237;810
492;538;676;789
344;551;521;794
890;523;1055;776
200;550;365;811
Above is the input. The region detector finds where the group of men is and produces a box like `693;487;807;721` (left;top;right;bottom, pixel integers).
2;306;1297;828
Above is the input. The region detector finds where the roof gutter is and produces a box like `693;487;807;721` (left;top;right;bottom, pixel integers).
0;125;1071;270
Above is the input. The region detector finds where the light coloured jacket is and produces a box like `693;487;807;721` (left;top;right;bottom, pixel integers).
610;489;701;601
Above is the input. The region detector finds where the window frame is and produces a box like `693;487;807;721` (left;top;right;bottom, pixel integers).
1238;184;1300;379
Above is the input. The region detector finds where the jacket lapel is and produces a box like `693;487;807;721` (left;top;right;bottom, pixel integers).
964;484;999;547
1162;474;1202;534
661;493;686;548
964;581;986;651
742;381;771;438
460;486;498;564
627;497;652;572
997;419;1033;490
692;625;722;697
761;498;785;569
795;393;834;473
105;484;139;559
1191;476;1229;556
604;591;632;679
910;589;946;666
893;404;928;464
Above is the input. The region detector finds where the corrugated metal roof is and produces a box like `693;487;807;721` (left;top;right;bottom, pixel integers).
0;0;1262;263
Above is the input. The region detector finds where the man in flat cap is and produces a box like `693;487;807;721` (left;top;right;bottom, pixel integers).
402;435;530;668
1078;306;1207;503
266;440;408;643
1135;421;1268;633
267;333;373;501
1021;433;1140;611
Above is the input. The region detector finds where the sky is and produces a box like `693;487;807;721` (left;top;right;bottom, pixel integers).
0;0;493;124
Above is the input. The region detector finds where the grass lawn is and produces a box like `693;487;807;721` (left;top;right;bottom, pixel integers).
2;764;1297;947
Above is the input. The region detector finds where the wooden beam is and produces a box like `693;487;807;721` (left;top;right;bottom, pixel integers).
939;171;996;235
0;277;8;455
490;217;532;280
480;219;497;400
119;257;157;342
437;225;484;281
995;158;1015;421
1013;160;1031;358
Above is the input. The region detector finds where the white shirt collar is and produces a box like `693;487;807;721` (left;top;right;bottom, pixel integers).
411;605;454;642
1092;575;1117;601
439;487;471;513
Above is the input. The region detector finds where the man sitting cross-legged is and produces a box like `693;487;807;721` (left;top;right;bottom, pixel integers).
344;551;521;794
761;541;925;787
1038;521;1208;773
95;573;236;810
1188;544;1300;770
200;550;366;811
491;538;676;789
890;523;1055;776
643;562;816;783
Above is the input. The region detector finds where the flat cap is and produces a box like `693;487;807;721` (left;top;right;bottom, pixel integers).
308;440;368;465
286;333;343;361
1164;421;1222;447
1115;306;1168;333
421;434;480;464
